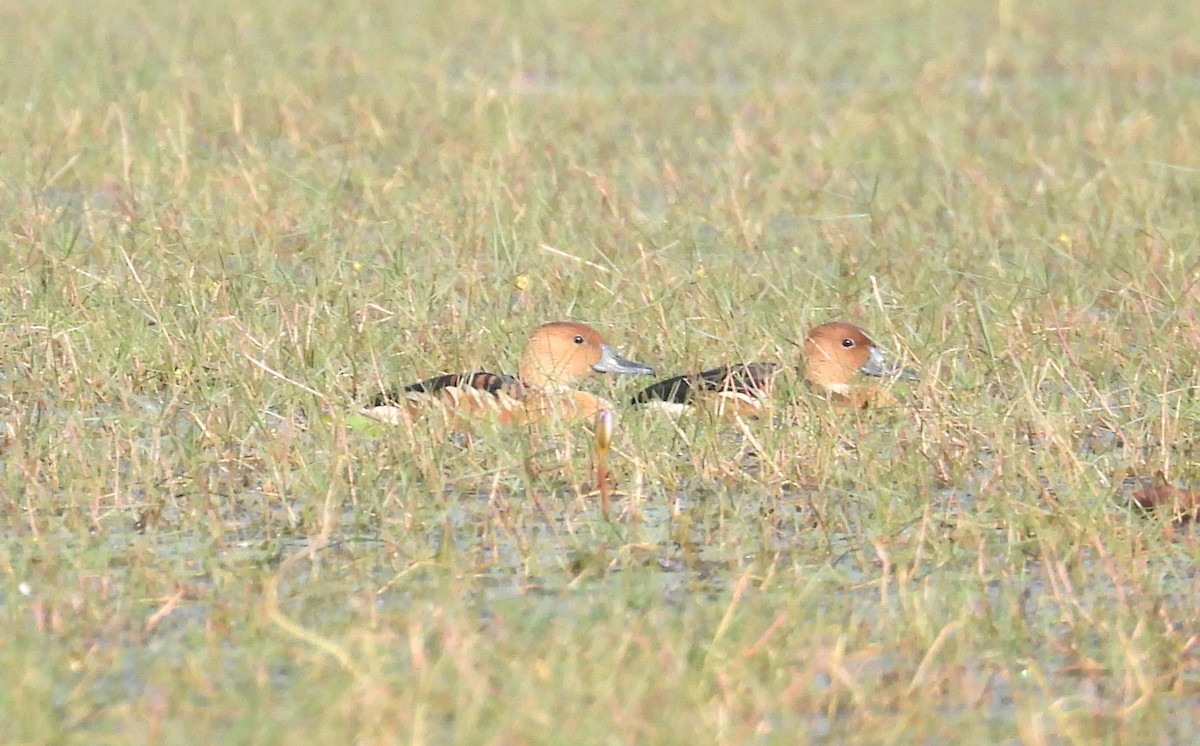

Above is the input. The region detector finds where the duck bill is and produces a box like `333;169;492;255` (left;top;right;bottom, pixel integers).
860;346;917;381
592;345;655;376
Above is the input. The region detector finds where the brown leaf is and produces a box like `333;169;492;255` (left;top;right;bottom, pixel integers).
1132;471;1200;522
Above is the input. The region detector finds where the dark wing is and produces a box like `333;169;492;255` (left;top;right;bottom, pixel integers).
630;363;779;405
371;371;523;406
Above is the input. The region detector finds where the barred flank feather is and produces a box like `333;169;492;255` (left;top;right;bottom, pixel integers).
371;371;524;406
630;363;778;406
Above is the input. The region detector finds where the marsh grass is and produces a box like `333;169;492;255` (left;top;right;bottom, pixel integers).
4;0;1200;742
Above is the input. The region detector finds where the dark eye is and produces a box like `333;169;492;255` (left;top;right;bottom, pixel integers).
841;338;855;348
573;335;585;345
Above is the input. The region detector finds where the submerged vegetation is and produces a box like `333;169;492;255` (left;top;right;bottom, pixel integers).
3;0;1200;741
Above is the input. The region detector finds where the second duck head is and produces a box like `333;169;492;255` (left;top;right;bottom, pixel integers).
802;321;915;395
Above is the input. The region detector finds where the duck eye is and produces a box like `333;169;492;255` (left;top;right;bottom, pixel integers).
573;335;585;345
841;338;855;348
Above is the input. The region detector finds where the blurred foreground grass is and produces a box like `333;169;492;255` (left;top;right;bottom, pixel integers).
4;0;1200;742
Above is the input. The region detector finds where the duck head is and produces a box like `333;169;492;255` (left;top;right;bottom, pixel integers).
802;321;915;395
518;321;655;391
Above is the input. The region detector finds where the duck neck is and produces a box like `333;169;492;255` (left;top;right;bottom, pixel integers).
518;357;574;392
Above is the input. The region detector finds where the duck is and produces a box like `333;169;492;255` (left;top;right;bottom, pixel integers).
630;320;914;414
364;321;655;427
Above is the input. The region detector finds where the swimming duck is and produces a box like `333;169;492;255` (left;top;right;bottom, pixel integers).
365;321;655;427
630;321;914;413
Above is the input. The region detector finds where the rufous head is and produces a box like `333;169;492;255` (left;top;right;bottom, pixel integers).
518;321;655;390
802;321;914;395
